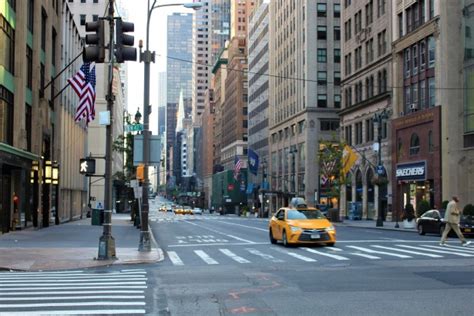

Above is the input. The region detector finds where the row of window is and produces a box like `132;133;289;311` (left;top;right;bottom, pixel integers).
399;131;434;157
271;121;305;144
344;69;388;108
344;30;387;76
398;0;435;39
317;94;341;109
404;36;435;78
317;71;341;86
317;48;341;63
317;25;340;41
344;0;386;42
344;119;387;147
317;3;341;18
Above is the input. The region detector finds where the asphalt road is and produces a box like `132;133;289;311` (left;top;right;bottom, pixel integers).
145;205;474;316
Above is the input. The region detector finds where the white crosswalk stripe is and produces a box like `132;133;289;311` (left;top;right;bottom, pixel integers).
245;248;284;262
346;246;412;258
396;244;474;257
194;250;219;264
348;252;381;259
421;244;474;253
271;248;317;262
167;251;184;266
371;245;443;258
0;269;147;315
301;247;350;260
219;249;251;263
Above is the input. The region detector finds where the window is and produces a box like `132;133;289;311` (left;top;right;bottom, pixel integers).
398;13;403;38
27;0;34;32
317;48;327;62
377;0;386;17
335;94;341;108
334;4;341;18
321;120;339;131
345;19;352;41
0;88;14;145
317;71;327;85
317;94;327;107
345;0;352;8
317;26;327;40
420;0;426;24
334;26;341;41
410;133;420;155
41;9;47;50
382;69;387;92
355;46;362;70
93;15;99;22
0;16;15;73
428;77;436;107
52;28;57;66
317;3;327;17
355;10;362;33
366;38;374;63
405;86;411;113
345;87;352;108
25;105;32;151
404;48;411;78
355;122;363;145
366;1;373;26
413;2;420;29
428;36;435;68
419;79;426;108
334;72;341;85
412;45;418;75
334;49;341;63
80;14;86;25
81;0;86;3
345;125;353;146
345;53;352;75
429;0;434;19
428;130;434;152
420;40;426;71
412;83;418;109
26;46;33;89
366;118;374;142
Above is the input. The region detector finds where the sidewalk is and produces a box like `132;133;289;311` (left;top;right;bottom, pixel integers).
0;213;163;271
335;218;418;233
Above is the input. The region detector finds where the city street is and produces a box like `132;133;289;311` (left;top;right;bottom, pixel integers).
1;199;473;315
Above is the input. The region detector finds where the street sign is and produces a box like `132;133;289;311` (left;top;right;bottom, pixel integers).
125;124;144;132
376;165;386;176
79;158;96;175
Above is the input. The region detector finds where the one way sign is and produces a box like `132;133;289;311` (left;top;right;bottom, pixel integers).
79;158;96;175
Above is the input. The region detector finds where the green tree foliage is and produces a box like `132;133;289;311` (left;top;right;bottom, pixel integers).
112;111;137;180
416;200;431;217
318;138;348;203
463;203;474;217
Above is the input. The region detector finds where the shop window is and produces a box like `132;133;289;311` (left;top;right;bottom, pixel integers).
428;130;434;152
410;133;420;155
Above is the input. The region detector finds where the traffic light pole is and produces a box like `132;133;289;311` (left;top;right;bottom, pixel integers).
98;0;116;260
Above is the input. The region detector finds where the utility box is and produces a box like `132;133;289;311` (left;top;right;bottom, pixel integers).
91;208;104;226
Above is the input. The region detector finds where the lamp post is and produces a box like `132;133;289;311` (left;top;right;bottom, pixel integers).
373;108;391;227
139;0;202;251
261;158;267;218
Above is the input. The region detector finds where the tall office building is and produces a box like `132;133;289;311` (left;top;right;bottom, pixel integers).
268;0;341;209
248;0;270;184
192;1;210;120
166;13;193;179
339;0;392;220
209;0;231;66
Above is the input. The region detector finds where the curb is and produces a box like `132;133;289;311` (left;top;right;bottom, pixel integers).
335;222;418;233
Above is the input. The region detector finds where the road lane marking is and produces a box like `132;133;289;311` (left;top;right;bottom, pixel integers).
167;251;184;266
346;246;412;258
194;250;219;265
212;220;268;232
397;245;474;257
0;282;146;287
371;245;443;258
167;242;268;248
0;310;145;315
0;302;146;308
0;290;144;296
245;248;284;262
301;248;350;260
421;244;474;253
271;248;317;262
0;286;147;291
0;295;145;301
184;220;257;244
219;249;250;263
348;252;381;259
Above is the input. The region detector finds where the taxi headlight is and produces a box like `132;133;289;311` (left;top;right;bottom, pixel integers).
325;225;335;232
289;225;302;232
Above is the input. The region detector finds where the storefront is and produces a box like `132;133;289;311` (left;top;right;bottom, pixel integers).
391;107;442;219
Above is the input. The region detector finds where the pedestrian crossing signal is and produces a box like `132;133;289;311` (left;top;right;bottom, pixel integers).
79;158;96;175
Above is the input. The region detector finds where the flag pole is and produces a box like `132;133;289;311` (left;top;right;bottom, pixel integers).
42;51;82;94
51;82;70;102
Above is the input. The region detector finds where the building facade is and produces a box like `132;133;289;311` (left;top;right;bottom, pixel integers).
339;0;392;220
390;0;474;216
209;0;231;66
268;0;341;211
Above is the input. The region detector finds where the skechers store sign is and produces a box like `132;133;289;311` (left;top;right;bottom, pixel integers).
396;161;426;181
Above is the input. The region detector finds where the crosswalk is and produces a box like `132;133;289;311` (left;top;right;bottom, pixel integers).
0;269;147;315
163;243;474;266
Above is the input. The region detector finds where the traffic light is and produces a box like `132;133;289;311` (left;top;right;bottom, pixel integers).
115;18;137;63
83;20;105;63
136;164;145;182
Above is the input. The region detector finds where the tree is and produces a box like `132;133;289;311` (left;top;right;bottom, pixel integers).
318;138;348;208
112;111;137;181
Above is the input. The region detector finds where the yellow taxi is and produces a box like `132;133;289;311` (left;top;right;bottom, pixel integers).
268;198;336;247
174;206;185;215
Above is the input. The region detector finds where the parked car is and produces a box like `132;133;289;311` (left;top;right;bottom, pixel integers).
192;207;203;215
269;200;336;247
417;209;474;237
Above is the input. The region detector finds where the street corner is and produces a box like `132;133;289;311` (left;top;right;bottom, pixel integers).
114;245;164;266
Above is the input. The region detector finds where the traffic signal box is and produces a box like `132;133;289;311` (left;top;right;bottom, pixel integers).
83;20;105;63
136;164;145;182
115;18;137;63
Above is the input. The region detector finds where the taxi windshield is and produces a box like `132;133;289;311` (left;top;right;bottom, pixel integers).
287;209;325;220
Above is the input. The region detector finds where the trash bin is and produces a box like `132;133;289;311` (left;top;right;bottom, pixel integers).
91;208;104;226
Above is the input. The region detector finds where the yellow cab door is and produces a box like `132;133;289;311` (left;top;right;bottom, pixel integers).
272;209;286;240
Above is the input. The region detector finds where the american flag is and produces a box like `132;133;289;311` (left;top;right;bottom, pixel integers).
67;63;96;125
233;156;243;180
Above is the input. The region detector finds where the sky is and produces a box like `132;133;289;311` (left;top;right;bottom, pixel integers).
117;0;197;134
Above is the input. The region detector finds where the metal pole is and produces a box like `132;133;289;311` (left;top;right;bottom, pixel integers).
98;0;116;260
139;0;153;251
376;113;384;227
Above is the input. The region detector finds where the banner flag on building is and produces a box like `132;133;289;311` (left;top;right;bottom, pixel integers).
233;156;243;180
67;62;96;125
248;148;259;175
342;145;358;175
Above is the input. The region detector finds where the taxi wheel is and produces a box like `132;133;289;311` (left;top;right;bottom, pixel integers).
417;224;426;235
282;230;291;247
269;229;277;244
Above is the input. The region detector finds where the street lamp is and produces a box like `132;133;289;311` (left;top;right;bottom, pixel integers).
261;158;267;218
139;0;203;251
373;108;391;227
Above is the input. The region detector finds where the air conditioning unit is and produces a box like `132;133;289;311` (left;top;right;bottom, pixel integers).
409;103;418;111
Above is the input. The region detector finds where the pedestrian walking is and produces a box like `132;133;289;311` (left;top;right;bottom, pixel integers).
440;196;471;246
